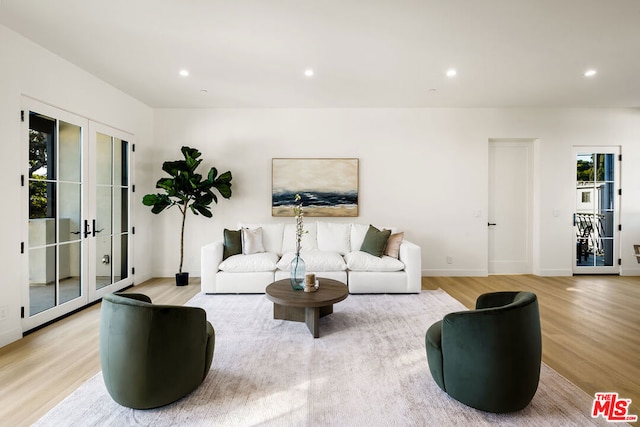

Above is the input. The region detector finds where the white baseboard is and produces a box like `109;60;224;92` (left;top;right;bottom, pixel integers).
538;269;573;276
620;268;640;276
422;269;488;277
157;270;202;278
0;326;23;349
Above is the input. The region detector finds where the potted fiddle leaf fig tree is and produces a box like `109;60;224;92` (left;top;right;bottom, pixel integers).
143;146;232;286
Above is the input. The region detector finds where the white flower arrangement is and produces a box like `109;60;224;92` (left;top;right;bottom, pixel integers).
293;193;308;255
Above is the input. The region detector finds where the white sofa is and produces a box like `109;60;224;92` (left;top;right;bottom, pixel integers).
201;222;421;294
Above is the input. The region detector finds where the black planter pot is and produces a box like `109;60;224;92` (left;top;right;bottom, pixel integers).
175;272;189;286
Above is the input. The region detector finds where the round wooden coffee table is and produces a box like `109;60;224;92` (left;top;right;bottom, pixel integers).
265;278;348;338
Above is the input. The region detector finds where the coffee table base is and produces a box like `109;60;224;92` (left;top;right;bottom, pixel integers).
273;303;334;338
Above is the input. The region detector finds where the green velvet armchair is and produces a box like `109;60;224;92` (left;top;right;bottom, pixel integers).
425;291;541;413
100;292;215;409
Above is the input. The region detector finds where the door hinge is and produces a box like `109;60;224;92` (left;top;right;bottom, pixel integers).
132;226;135;235
21;174;25;187
21;307;25;318
618;189;622;196
619;154;622;161
132;144;135;152
132;184;135;193
619;224;622;231
20;242;24;254
20;110;25;122
132;267;135;275
618;258;622;266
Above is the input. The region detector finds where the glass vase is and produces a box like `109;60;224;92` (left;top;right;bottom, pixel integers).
290;254;305;290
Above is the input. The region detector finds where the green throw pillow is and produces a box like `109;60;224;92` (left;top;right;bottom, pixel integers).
223;229;242;260
360;225;392;257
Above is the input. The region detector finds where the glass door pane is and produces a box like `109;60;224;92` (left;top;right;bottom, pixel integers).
28;112;83;317
574;149;619;273
94;132;129;291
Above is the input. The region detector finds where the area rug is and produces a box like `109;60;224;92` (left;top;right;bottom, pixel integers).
35;289;616;426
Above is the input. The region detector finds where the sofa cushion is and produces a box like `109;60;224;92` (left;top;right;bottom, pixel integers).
238;223;284;254
219;253;279;272
384;232;405;259
350;223;369;252
360;225;392;257
241;227;265;255
345;251;405;272
223;229;242;260
317;222;351;255
282;222;318;253
277;250;347;272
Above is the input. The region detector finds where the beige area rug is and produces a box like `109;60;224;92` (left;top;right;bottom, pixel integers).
35;289;617;426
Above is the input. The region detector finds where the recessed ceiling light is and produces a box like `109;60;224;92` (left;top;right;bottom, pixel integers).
304;68;315;78
584;69;597;77
179;69;189;77
446;68;457;78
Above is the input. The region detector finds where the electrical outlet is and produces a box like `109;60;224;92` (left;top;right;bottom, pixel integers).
0;305;7;321
446;256;453;264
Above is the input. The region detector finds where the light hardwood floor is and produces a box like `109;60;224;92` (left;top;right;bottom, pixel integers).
423;275;640;420
0;275;638;425
0;278;200;427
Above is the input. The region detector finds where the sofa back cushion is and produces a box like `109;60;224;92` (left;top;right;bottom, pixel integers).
317;222;351;255
282;222;318;253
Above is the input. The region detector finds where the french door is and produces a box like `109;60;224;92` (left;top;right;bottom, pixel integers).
22;98;133;331
573;147;620;274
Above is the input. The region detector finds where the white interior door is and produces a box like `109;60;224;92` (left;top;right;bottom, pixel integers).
488;140;533;274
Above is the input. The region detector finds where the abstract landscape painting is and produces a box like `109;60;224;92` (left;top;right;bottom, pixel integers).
272;158;358;217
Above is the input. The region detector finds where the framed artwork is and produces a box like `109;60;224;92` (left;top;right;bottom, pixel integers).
272;158;359;217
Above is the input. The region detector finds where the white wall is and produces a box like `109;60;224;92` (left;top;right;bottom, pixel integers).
2;21;640;349
152;108;640;278
0;24;154;347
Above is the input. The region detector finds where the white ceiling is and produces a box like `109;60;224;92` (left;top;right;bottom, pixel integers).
1;0;639;109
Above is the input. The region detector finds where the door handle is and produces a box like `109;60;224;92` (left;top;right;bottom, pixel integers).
84;220;91;238
92;219;104;237
488;222;497;226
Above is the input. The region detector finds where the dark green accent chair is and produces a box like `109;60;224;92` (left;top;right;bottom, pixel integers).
100;292;215;409
425;291;541;413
